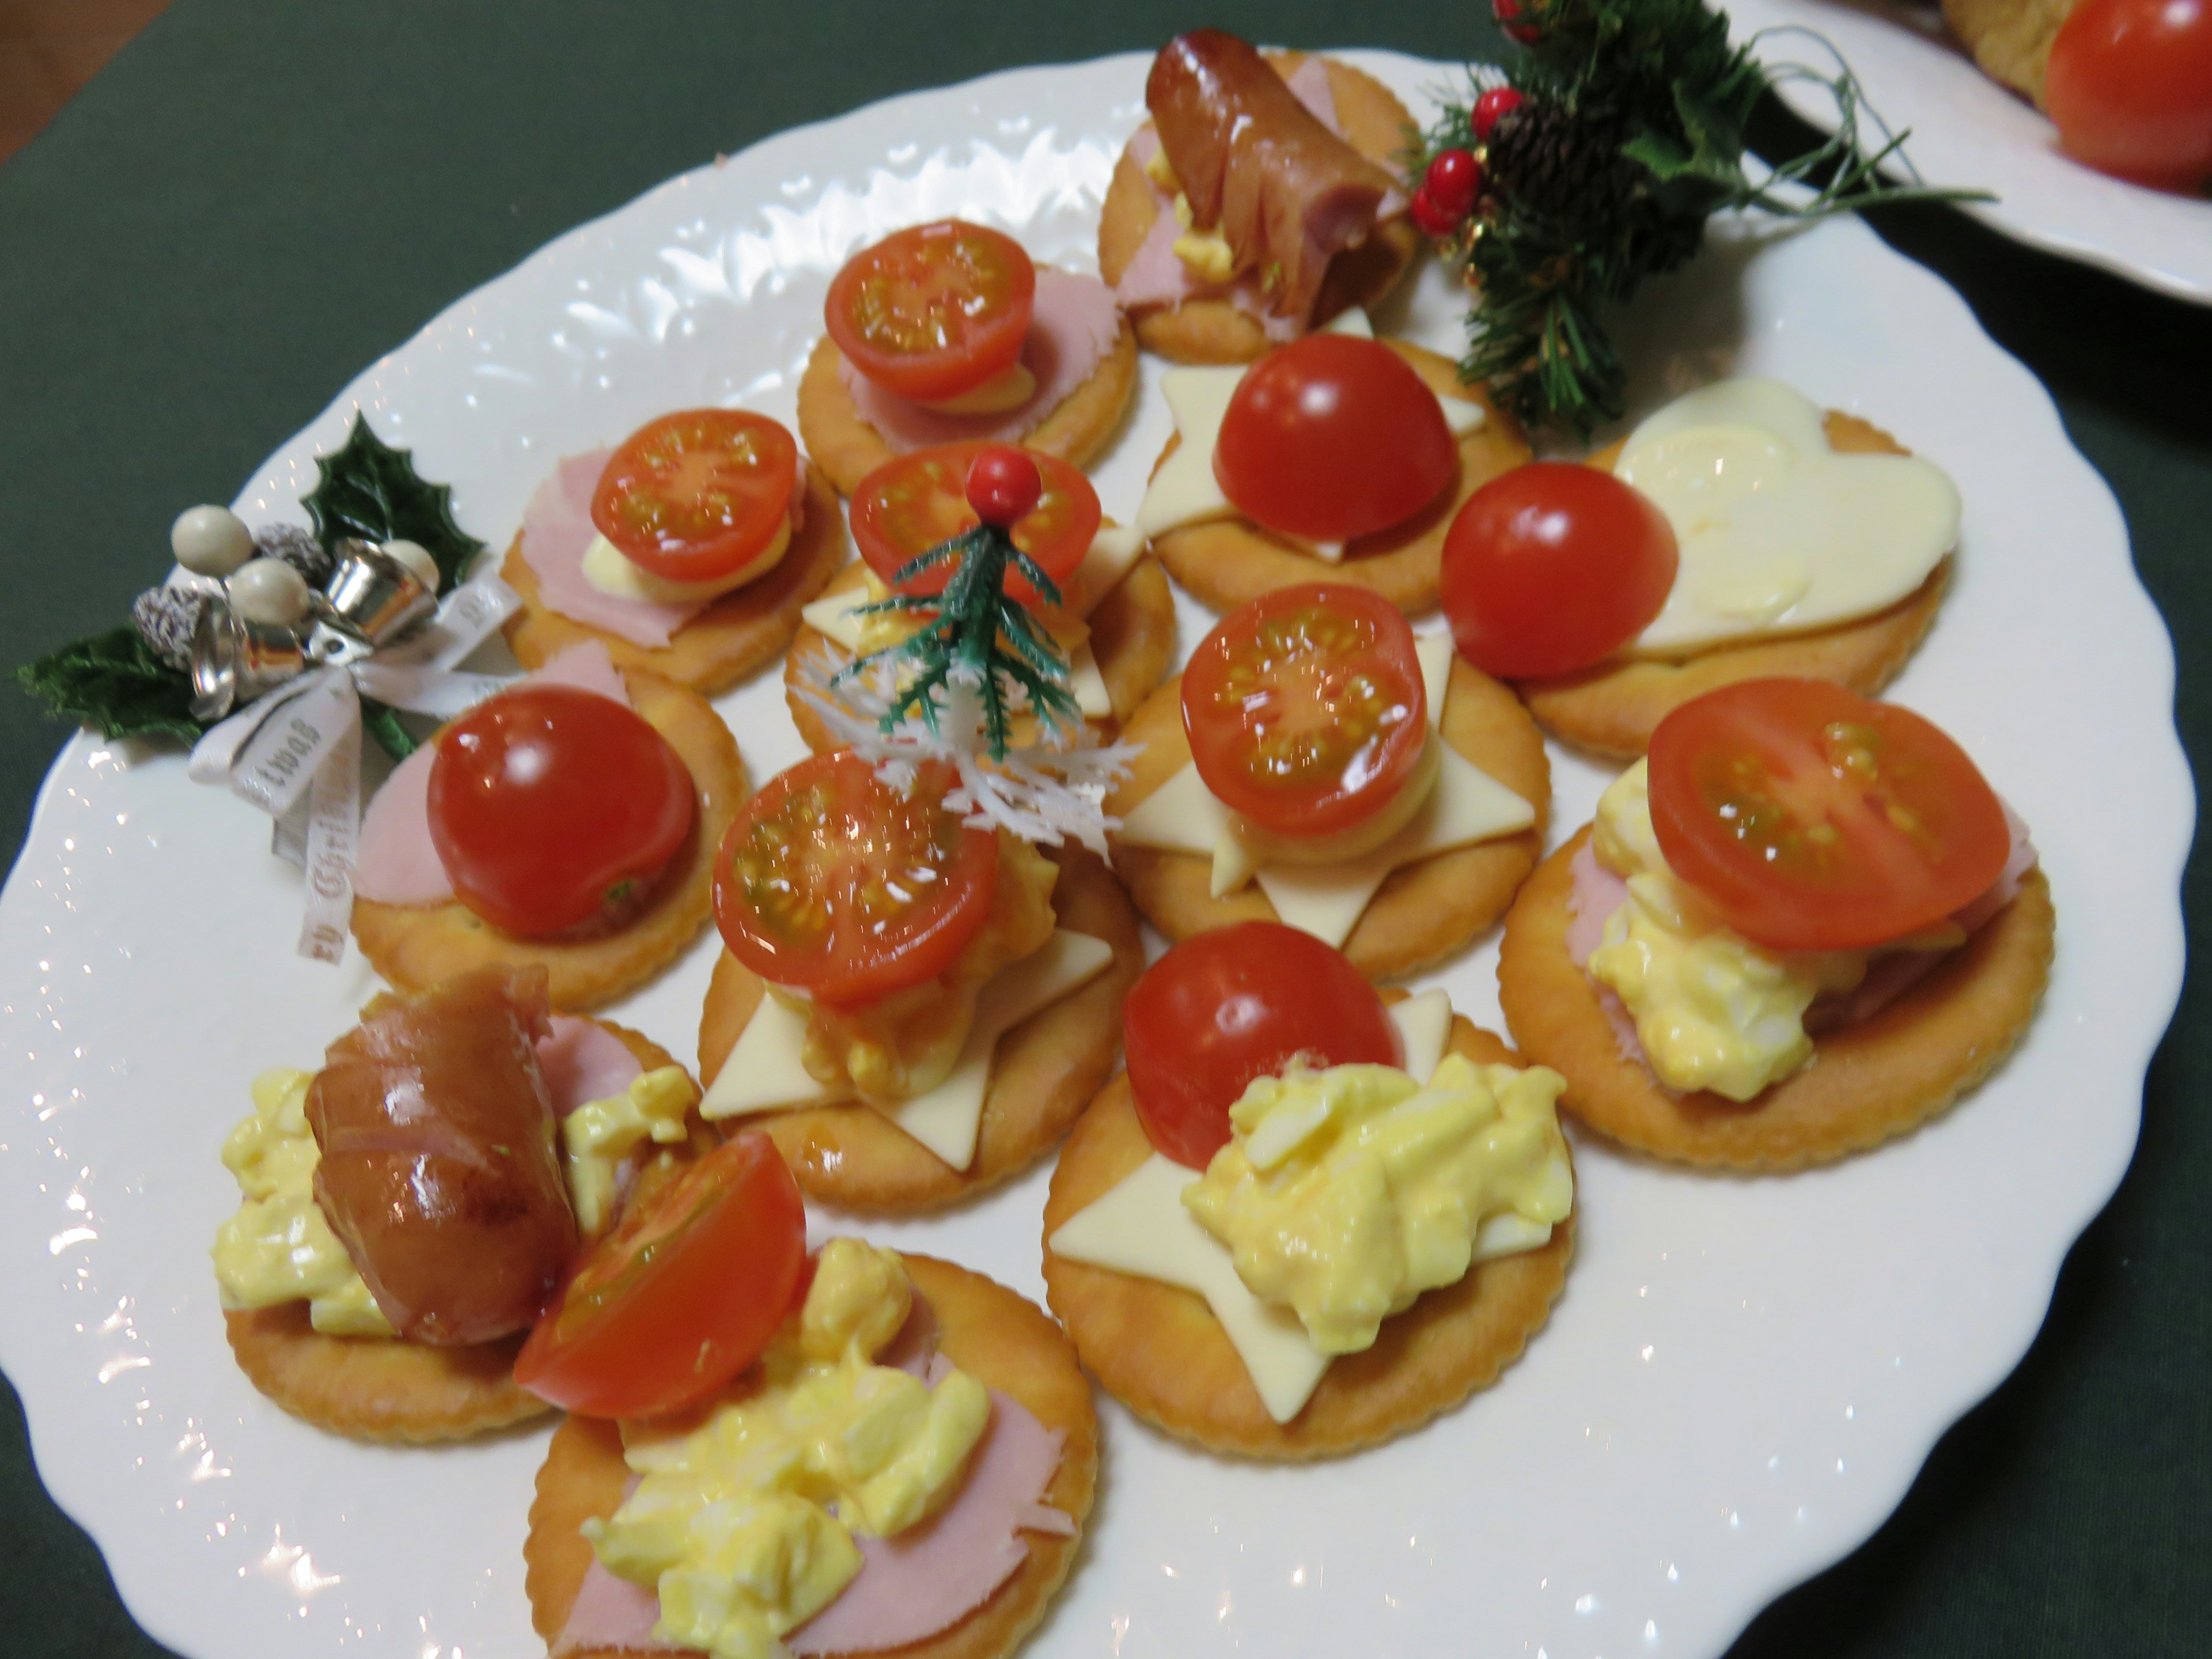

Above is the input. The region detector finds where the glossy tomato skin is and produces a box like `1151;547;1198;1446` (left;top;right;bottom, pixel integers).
1124;923;1402;1169
427;685;696;937
590;410;800;584
850;441;1100;609
1182;583;1429;839
713;751;1000;1007
1213;335;1459;543
1646;679;2014;953
514;1132;806;1419
1440;462;1679;679
2046;0;2212;188
825;220;1037;402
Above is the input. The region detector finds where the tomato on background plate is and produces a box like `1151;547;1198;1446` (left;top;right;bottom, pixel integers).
590;410;800;585
1213;334;1459;543
713;750;999;1006
850;441;1100;609
514;1132;806;1419
825;219;1037;403
1181;583;1429;839
1123;922;1402;1169
1646;678;2013;953
427;684;695;937
2046;0;2212;190
1440;461;1679;680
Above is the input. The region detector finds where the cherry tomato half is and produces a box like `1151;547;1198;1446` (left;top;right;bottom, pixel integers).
713;751;999;1007
427;685;696;937
1646;679;2013;953
514;1131;806;1419
1213;334;1459;543
850;441;1101;610
1123;923;1402;1169
1182;584;1429;839
590;410;801;585
1440;461;1679;680
2046;0;2212;190
825;219;1037;403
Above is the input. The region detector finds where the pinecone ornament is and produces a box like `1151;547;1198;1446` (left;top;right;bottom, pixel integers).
253;522;334;587
132;584;212;672
1483;101;1648;224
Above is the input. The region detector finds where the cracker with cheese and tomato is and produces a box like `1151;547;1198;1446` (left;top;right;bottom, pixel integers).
1499;679;2055;1170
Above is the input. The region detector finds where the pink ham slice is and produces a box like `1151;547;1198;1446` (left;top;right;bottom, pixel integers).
838;268;1123;453
353;641;631;906
539;1016;646;1115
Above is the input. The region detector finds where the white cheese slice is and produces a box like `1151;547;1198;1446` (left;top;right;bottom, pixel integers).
700;929;1114;1172
1070;643;1112;719
1391;987;1453;1085
1070;522;1145;611
798;584;870;652
580;526;786;604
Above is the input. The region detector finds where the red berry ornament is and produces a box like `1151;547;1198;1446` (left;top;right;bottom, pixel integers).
1409;185;1460;238
1473;86;1525;140
964;444;1043;528
1494;0;1543;44
1423;147;1484;219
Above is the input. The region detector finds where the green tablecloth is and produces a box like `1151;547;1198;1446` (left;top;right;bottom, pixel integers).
0;2;2203;1654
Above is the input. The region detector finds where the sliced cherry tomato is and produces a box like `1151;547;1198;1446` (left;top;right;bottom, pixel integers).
1646;679;2013;953
850;441;1100;610
1123;923;1402;1169
1213;334;1458;543
1181;583;1428;839
1440;461;1679;679
514;1131;806;1418
427;684;695;937
590;410;800;585
824;219;1037;403
2046;0;2212;190
713;751;999;1006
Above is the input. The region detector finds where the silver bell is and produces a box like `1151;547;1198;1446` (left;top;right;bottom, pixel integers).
314;538;437;647
189;594;307;721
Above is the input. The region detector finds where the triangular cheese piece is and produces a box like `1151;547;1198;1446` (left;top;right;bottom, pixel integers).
700;993;840;1119
1389;988;1453;1085
1136;367;1245;538
1071;524;1146;612
1118;760;1233;858
800;585;871;652
1070;643;1112;719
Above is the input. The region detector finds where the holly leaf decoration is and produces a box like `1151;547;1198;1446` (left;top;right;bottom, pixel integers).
302;415;486;589
17;626;201;743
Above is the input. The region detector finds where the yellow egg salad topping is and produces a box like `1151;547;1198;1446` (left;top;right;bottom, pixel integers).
1183;1053;1574;1355
562;1065;698;1236
586;1240;991;1659
210;1068;393;1338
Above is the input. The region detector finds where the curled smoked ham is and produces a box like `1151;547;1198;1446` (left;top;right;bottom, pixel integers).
1146;29;1404;325
307;965;577;1344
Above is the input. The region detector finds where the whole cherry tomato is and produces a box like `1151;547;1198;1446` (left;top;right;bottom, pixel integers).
590;410;800;585
1123;923;1402;1169
713;751;999;1007
427;685;696;937
1213;335;1459;543
965;444;1044;527
825;219;1037;403
850;441;1100;609
1440;461;1678;679
2046;0;2212;189
1646;679;2014;953
514;1132;807;1418
1182;584;1430;839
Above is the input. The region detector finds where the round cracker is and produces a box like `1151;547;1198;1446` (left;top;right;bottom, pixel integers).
1497;826;2058;1170
525;1253;1098;1659
697;843;1142;1212
501;463;847;695
782;556;1179;751
1097;54;1423;363
1104;660;1549;981
1517;413;1951;759
221;1021;685;1443
797;320;1140;501
352;669;747;1012
1147;342;1531;616
1042;1016;1573;1459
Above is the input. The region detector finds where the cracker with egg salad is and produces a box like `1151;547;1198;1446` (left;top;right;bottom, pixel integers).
1499;827;2057;1171
1145;345;1531;618
502;462;847;695
224;1021;703;1444
783;555;1180;749
696;843;1143;1213
1096;52;1423;366
525;1253;1099;1659
1104;659;1548;982
352;668;745;1013
1041;1014;1573;1459
1516;415;1952;761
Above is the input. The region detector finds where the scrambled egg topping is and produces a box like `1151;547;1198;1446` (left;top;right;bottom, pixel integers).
784;831;1058;1106
563;1065;698;1236
586;1240;991;1659
1144;146;1237;283
1183;1054;1574;1355
211;1068;393;1338
1585;760;1866;1101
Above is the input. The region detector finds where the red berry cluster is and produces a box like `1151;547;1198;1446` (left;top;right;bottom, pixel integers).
1493;0;1544;44
1408;86;1524;240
